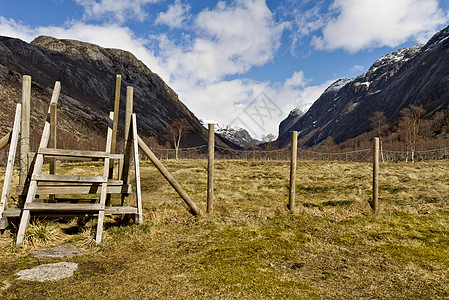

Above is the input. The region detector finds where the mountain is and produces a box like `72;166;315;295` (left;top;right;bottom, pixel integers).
211;123;260;147
278;25;449;148
0;35;232;150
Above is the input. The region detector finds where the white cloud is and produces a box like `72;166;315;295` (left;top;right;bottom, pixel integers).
284;71;307;88
350;65;364;73
0;17;39;42
156;0;190;28
155;0;286;83
174;72;332;139
74;0;160;23
313;0;449;52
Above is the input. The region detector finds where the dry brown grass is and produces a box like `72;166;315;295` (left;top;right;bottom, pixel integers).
1;159;449;299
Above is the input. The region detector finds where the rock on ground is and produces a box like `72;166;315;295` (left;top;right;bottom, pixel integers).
15;262;78;282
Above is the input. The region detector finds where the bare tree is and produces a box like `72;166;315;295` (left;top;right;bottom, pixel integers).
397;105;426;162
260;134;276;160
370;111;389;162
163;118;192;160
261;134;276;150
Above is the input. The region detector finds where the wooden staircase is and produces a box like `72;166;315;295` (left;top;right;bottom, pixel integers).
0;79;142;245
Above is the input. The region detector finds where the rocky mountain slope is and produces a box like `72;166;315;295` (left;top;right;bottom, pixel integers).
211;123;260;147
0;35;233;150
278;25;449;148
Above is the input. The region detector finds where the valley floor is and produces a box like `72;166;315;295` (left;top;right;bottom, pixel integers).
1;160;449;299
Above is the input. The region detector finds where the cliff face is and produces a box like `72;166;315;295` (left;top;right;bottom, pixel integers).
0;35;226;149
278;25;449;147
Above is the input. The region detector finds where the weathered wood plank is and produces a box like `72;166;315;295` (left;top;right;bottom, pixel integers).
0;131;11;151
105;206;138;214
109;75;121;180
38;148;110;158
2;206;138;217
34;184;130;195
32;174;107;183
121;86;133;183
132;114;142;224
24;203;105;211
19;75;31;186
0;104;21;229
49;102;57;203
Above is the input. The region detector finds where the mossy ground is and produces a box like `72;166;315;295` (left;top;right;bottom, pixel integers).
1;160;449;299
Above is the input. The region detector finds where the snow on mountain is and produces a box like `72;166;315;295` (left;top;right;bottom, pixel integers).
201;121;260;147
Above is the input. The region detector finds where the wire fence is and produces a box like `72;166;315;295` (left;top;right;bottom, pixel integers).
144;145;449;162
3;140;449;165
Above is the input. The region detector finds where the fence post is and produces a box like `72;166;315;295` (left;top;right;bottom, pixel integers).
288;131;298;211
120;86;133;204
207;123;215;213
20;75;31;186
109;74;121;179
49;102;57;202
372;137;379;212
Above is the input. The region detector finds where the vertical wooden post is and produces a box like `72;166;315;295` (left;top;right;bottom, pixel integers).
111;75;121;155
120;86;133;204
109;75;121;179
288;131;298;211
20;75;31;186
372;137;380;212
124;86;133;146
207;123;215;213
131;114;143;224
49;102;57;202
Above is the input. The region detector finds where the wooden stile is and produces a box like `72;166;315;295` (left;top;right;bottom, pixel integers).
1;78;141;245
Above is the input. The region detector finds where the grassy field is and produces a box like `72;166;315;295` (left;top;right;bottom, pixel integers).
1;159;449;299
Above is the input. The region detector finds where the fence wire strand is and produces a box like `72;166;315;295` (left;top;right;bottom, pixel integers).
144;145;449;162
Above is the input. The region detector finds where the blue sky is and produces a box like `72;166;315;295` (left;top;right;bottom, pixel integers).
1;0;448;138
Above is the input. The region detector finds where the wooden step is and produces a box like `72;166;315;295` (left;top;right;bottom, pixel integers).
38;148;110;158
24;202;105;212
38;148;123;160
17;181;130;195
35;183;131;195
105;206;138;214
32;174;108;183
2;206;138;217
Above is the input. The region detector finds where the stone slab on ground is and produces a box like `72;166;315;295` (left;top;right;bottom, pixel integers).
15;262;78;282
32;244;82;258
